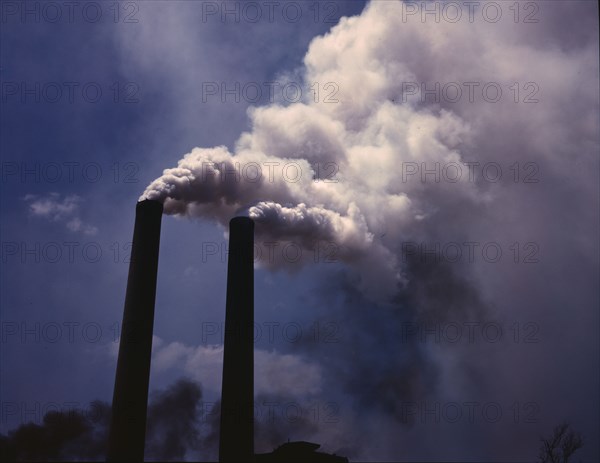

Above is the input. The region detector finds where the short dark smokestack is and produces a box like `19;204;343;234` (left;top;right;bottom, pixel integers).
107;200;163;462
219;217;255;463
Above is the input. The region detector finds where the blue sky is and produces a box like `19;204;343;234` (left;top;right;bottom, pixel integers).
1;1;599;461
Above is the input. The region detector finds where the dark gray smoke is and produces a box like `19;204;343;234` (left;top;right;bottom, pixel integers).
145;378;203;461
0;379;205;462
0;401;110;462
297;254;489;425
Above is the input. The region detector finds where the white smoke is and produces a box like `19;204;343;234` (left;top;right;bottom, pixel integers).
141;0;598;300
151;336;322;397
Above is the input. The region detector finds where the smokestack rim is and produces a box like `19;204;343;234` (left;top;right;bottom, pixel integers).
229;216;254;231
136;199;164;214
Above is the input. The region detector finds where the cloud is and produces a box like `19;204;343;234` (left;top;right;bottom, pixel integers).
254;349;322;396
24;193;98;236
151;337;322;397
24;193;80;220
65;218;98;236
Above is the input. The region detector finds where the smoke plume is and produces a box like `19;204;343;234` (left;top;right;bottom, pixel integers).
0;379;205;462
134;0;597;459
140;0;596;304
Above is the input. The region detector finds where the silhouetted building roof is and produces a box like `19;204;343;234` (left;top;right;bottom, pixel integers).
255;441;349;462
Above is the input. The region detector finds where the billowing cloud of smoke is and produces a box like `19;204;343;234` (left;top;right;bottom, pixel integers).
140;0;597;302
139;6;486;299
0;379;206;462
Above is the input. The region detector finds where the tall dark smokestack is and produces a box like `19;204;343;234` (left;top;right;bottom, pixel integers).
107;200;163;462
219;217;255;463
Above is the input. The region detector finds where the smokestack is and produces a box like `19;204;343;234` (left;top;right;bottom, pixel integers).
107;200;163;462
219;217;255;462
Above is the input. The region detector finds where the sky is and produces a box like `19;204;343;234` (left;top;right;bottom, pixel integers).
1;0;599;461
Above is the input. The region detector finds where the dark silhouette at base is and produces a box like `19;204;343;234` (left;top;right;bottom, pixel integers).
255;441;349;462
